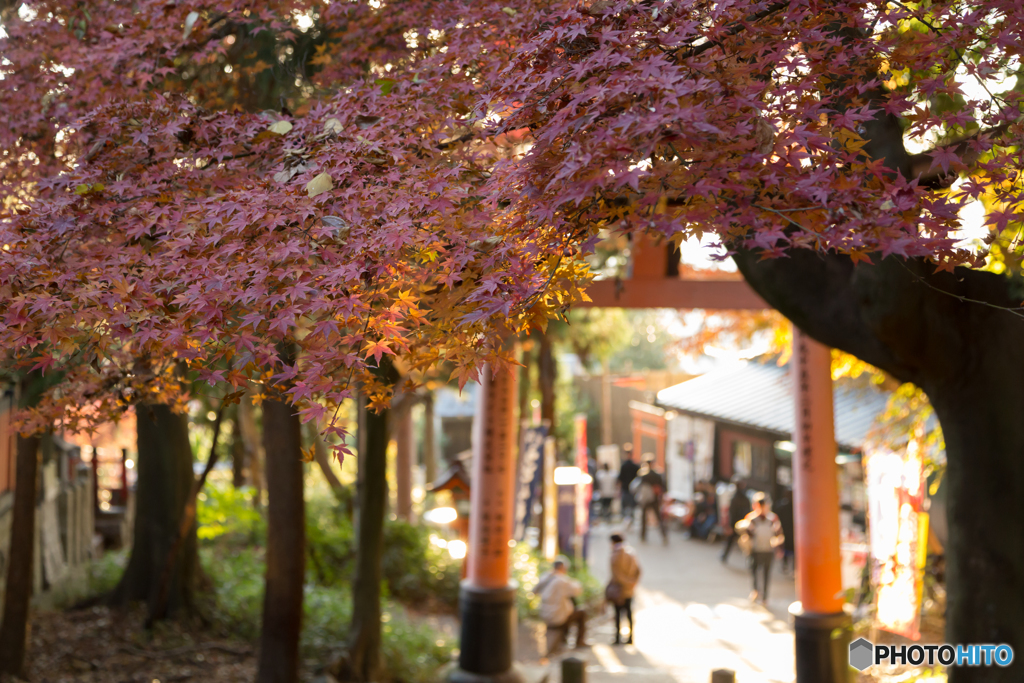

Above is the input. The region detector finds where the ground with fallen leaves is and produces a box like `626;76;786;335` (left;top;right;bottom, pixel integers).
15;605;259;683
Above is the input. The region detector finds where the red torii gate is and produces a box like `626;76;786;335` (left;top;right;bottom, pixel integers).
452;236;848;683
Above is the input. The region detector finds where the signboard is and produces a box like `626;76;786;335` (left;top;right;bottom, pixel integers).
513;425;547;541
865;439;928;640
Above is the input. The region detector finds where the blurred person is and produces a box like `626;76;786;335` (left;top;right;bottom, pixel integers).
631;457;668;544
618;446;640;522
775;490;795;574
720;481;752;563
595;462;618;521
538;557;587;653
735;493;784;605
690;481;719;540
607;533;641;645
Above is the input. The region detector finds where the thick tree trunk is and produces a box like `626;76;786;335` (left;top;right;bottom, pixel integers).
734;249;1024;682
344;361;396;682
110;404;196;616
538;331;556;429
255;396;305;683
0;433;41;677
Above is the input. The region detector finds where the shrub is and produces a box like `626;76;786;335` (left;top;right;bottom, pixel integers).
382;519;460;609
199;547;455;682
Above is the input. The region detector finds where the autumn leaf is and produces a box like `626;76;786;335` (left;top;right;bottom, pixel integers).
363;339;394;364
306;172;334;197
268;120;293;135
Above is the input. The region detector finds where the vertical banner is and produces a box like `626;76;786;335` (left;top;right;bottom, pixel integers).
865;437;927;640
513;425;547;541
574;414;590;560
542;436;558;561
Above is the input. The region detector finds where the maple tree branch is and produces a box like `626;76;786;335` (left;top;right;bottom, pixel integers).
908;123;1012;185
667;2;789;62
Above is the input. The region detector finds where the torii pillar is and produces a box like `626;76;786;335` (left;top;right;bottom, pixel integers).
450;364;524;683
790;330;851;682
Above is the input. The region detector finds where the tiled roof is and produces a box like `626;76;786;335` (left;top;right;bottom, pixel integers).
655;361;889;452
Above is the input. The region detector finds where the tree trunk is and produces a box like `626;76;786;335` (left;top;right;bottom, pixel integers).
231;406;247;488
255;396;306;683
109;403;196;616
734;249;1024;682
423;393;436;484
538;331;556;429
0;432;41;677
344;360;397;682
394;401;413;522
239;391;264;505
312;426;344;493
149;405;225;624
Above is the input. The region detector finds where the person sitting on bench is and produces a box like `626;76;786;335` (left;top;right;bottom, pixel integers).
537;557;587;654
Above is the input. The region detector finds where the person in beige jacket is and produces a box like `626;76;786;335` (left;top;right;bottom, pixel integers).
608;533;641;645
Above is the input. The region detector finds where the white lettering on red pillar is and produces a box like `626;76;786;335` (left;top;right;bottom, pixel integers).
797;334;813;474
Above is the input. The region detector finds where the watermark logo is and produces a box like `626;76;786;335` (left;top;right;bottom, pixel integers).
849;638;1014;671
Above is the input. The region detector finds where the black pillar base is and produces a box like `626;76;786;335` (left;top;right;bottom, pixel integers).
790;606;853;683
449;581;525;683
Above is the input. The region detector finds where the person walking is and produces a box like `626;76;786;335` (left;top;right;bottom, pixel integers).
537;558;587;654
735;493;784;605
595;462;618;521
607;533;641;645
617;446;640;523
632;457;668;544
720;481;752;563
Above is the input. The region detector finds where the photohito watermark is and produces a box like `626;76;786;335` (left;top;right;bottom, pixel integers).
849;638;1014;671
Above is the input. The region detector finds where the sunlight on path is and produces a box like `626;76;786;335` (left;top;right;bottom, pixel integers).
587;523;797;683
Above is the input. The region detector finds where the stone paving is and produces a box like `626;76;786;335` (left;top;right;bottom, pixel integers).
520;520;797;683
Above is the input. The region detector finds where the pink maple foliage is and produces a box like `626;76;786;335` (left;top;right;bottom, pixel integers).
0;0;1021;444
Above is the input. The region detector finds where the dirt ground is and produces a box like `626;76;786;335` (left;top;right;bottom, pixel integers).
11;605;258;683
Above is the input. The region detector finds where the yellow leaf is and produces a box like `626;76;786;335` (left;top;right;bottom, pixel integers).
502;6;518;16
268;120;293;135
306;172;334;198
323;118;342;134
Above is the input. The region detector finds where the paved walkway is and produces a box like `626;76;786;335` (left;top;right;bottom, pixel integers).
521;521;797;683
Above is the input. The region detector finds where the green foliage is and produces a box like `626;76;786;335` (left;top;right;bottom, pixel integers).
304;493;356;586
189;480;459;679
196;483;265;541
88;548;128;596
382;519;461;609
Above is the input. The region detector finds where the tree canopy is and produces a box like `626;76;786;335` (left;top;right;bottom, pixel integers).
1;0;1021;439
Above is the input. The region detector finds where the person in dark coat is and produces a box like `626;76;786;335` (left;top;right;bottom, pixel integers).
775;490;795;574
721;481;752;563
618;446;640;521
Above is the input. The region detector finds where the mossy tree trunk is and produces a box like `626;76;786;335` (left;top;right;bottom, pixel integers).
0;431;41;677
109;403;196;617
